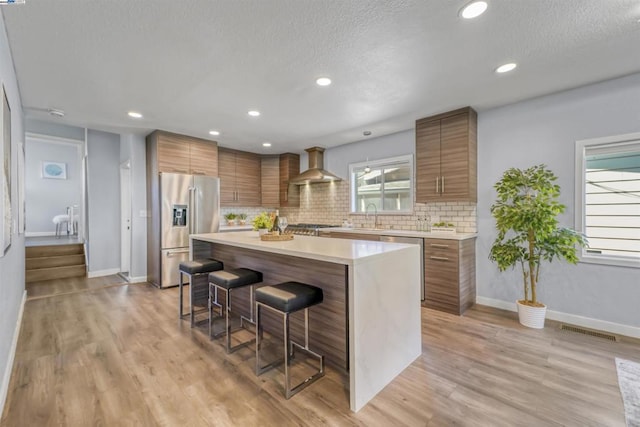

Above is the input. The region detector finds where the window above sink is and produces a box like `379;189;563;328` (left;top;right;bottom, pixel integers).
349;154;414;215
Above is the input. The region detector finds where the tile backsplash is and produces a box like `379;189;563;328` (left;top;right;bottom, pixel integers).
221;181;476;233
279;181;477;233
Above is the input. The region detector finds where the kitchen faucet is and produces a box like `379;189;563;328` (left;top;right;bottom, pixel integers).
365;203;380;229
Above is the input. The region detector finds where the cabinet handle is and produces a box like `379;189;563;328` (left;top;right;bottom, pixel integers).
192;170;206;175
284;190;288;202
435;177;439;193
173;168;188;174
430;256;449;261
430;244;449;249
441;176;445;193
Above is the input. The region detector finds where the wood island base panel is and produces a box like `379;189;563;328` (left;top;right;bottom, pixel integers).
190;231;422;412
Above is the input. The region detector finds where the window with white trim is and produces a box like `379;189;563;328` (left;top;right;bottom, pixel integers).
575;133;640;268
349;155;413;214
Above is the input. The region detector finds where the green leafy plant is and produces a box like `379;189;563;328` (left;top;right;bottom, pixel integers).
224;213;237;221
433;222;455;227
489;165;587;306
252;212;273;230
238;213;247;220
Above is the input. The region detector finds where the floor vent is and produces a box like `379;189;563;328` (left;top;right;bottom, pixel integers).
559;324;619;342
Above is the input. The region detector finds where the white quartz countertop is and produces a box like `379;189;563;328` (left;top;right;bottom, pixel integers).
218;224;253;232
323;227;477;240
190;231;417;266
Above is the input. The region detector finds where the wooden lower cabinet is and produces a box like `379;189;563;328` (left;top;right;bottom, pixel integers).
424;237;476;315
319;231;380;241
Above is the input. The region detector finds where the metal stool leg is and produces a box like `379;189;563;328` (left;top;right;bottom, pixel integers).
179;271;184;319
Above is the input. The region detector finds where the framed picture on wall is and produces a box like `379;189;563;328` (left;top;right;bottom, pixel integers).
1;84;11;255
42;161;67;179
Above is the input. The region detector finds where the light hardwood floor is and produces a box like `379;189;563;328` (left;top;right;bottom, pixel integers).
2;278;637;426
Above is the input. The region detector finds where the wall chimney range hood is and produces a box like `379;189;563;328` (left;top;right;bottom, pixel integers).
289;147;342;184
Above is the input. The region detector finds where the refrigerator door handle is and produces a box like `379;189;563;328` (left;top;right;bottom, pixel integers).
188;186;196;234
166;249;190;257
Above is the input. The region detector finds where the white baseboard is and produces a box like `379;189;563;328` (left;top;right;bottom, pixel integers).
25;231;56;237
0;290;27;418
126;276;148;284
476;296;640;339
87;268;120;278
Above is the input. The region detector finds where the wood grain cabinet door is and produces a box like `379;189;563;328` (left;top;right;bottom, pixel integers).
189;140;218;177
416;119;442;202
218;148;238;205
157;135;190;174
279;153;300;207
424;239;460;315
415;107;477;203
261;156;280;207
439;113;471;202
235;151;261;206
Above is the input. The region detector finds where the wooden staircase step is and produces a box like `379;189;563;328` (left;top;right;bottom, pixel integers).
26;244;84;258
26;264;87;283
26;254;85;271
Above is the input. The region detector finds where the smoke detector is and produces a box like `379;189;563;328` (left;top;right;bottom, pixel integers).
47;108;65;118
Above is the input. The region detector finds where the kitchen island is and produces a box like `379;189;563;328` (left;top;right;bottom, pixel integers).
190;231;422;412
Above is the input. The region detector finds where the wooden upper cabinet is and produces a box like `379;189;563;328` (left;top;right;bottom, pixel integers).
156;134;190;174
236;150;261;206
218;148;237;205
279;153;300;207
218;147;261;207
189;140;218;176
415;107;477;202
261;156;280;207
150;130;218;176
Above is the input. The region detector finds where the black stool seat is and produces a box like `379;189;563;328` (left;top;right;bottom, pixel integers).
179;258;223;275
256;282;323;313
209;268;262;290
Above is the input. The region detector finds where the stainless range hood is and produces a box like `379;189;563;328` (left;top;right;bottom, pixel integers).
289;147;342;184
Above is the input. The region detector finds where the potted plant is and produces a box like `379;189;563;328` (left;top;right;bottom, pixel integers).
238;213;247;225
252;212;273;235
489;165;587;329
224;212;237;226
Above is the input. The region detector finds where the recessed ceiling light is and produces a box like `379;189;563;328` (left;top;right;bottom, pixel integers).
460;1;488;19
248;110;261;117
209;130;220;136
495;62;517;73
262;142;272;147
363;130;372;136
316;77;332;86
127;111;143;119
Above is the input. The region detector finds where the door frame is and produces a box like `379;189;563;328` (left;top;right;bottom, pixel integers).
24;132;86;240
120;160;132;277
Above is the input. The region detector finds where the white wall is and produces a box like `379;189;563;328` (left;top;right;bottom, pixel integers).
86;129;120;274
0;11;26;416
313;129;415;179
477;72;640;329
120;133;146;280
24;137;81;234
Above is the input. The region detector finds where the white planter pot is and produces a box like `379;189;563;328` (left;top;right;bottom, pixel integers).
516;300;547;329
258;228;269;236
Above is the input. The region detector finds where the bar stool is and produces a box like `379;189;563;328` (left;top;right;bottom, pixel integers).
255;281;324;399
208;268;263;353
179;258;223;327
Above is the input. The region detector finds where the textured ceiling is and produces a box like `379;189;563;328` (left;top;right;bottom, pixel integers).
3;0;640;153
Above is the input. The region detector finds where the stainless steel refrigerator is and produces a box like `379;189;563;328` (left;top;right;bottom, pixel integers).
149;173;220;288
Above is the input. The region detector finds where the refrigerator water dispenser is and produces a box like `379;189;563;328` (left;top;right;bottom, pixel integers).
172;204;188;227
